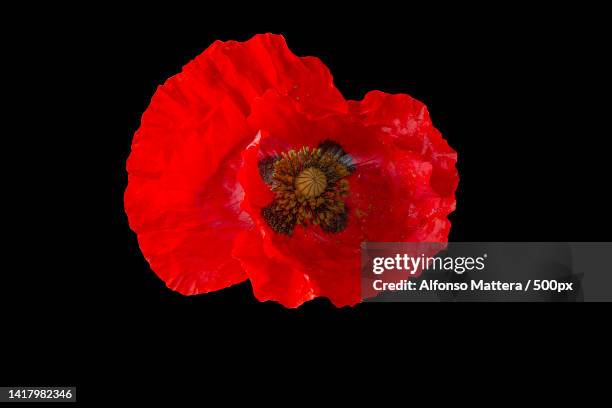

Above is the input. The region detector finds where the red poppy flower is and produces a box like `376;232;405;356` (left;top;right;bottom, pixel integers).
125;33;458;308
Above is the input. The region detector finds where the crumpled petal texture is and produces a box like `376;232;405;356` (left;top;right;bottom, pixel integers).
125;33;458;306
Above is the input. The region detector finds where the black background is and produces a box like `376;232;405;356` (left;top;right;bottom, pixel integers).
3;4;610;402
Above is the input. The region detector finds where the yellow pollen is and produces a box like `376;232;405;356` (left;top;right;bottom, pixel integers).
295;167;327;198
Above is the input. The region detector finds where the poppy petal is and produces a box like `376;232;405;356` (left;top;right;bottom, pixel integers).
125;33;344;295
236;90;458;307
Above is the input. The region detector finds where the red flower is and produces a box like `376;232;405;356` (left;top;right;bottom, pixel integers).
125;33;458;307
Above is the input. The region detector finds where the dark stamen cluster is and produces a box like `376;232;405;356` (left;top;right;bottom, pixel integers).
259;140;354;235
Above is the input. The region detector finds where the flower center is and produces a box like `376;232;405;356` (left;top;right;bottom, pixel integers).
258;140;355;235
295;167;327;198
